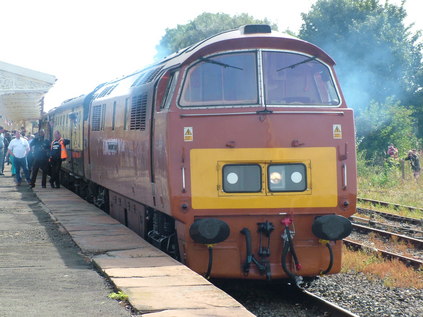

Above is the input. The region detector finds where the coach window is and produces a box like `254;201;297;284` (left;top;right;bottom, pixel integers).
179;52;258;107
262;51;340;106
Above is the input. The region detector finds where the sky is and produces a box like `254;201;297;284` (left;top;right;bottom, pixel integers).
1;0;421;111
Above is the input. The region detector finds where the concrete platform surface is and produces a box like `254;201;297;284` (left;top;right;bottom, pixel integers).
0;167;131;317
31;174;255;316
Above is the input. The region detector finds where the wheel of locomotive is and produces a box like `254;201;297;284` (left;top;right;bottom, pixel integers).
91;183;109;213
73;177;81;197
78;180;91;202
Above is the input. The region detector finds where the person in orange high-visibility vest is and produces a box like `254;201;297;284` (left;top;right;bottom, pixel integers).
49;130;69;188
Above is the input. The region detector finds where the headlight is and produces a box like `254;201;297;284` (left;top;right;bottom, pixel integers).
269;171;282;184
268;164;306;192
223;164;262;193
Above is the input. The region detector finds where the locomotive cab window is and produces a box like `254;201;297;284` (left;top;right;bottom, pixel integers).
179;52;258;107
262;51;340;106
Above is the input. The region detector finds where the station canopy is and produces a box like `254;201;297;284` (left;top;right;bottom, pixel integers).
0;61;56;124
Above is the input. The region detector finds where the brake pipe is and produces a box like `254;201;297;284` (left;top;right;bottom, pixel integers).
319;239;334;275
240;228;267;276
286;225;302;271
240;228;253;274
281;217;303;284
281;237;297;281
205;244;215;279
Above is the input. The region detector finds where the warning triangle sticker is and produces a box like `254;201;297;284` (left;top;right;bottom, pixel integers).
184;127;193;141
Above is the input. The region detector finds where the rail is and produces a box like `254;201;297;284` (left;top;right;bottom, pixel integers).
343;239;423;270
301;289;360;317
351;223;423;249
357;197;423;214
351;215;423;238
356;207;422;226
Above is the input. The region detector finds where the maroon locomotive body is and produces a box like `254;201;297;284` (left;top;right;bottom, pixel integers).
44;25;356;280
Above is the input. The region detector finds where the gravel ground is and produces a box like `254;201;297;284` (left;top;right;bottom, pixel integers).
308;272;423;317
213;279;329;317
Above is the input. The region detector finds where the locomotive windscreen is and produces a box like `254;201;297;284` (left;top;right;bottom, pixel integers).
263;51;340;106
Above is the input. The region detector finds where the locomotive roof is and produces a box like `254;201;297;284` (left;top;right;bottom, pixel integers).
49;25;337;110
105;24;336;87
159;25;336;68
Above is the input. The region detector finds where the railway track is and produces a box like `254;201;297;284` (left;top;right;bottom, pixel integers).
343;238;423;270
356;207;422;226
350;219;423;248
346;212;423;270
301;288;360;317
351;214;423;238
213;279;359;317
357;197;423;215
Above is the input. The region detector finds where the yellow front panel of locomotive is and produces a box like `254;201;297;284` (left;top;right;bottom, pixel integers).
190;147;337;209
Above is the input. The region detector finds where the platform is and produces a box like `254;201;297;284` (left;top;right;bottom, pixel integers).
0;167;129;316
25;170;255;316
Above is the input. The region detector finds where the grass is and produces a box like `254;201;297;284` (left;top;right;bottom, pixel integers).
108;291;129;301
357;157;423;216
348;158;423;288
341;245;423;289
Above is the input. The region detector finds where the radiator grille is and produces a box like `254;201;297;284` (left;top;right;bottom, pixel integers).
130;94;148;130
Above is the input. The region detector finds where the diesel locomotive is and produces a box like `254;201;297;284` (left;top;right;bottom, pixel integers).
42;25;356;281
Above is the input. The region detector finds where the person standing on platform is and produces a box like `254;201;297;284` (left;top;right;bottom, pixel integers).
49;130;68;189
0;126;5;175
7;131;31;186
27;134;35;171
30;130;50;188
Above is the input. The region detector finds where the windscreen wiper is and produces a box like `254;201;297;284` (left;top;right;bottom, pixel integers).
200;57;243;71
276;56;316;72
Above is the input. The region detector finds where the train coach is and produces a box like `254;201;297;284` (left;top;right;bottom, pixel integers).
42;25;356;281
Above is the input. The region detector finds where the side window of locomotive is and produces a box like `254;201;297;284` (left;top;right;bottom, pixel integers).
161;71;179;110
179;52;258;107
262;51;340;106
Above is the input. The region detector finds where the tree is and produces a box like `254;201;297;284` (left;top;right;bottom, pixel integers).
155;13;278;60
356;97;418;162
299;0;422;141
300;0;423;150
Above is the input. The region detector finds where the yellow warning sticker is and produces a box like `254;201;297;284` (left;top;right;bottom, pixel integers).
184;127;193;142
333;124;342;139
